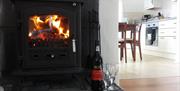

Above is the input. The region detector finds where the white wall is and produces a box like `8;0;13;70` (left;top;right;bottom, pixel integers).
122;0;144;21
123;0;177;20
176;0;180;63
145;0;177;18
119;0;124;22
123;0;144;12
99;0;119;64
159;0;177;17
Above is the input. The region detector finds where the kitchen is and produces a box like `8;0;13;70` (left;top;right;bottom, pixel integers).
117;0;180;90
119;0;178;63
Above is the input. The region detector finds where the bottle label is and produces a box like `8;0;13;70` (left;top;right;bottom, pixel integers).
96;45;100;52
91;69;103;80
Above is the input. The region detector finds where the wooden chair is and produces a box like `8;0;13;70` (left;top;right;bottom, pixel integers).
126;23;142;61
118;23;127;63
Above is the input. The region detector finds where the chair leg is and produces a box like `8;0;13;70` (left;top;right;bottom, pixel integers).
139;44;142;61
130;43;135;62
125;45;127;63
120;48;123;61
133;44;136;62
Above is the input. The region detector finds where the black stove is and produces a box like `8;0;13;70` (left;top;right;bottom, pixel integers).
0;0;99;90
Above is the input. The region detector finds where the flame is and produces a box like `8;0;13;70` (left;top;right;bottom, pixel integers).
29;15;70;40
64;30;70;39
31;16;44;30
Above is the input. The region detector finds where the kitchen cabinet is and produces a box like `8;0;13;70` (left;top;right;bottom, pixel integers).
159;19;177;29
141;19;177;59
141;23;146;49
158;19;177;53
158;28;176;36
158;36;177;53
144;0;161;10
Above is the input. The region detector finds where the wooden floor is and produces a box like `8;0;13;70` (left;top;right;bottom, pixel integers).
118;54;180;79
119;77;180;91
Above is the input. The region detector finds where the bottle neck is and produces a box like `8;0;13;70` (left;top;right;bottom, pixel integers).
94;44;103;69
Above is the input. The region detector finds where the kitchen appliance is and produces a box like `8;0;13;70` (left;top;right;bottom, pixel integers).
142;14;152;21
145;21;158;46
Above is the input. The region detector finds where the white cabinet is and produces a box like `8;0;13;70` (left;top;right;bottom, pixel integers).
144;0;161;10
158;19;177;53
158;36;177;53
158;28;177;37
141;24;146;49
142;19;177;59
159;20;177;29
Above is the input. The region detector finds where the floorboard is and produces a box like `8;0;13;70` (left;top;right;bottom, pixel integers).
119;77;180;91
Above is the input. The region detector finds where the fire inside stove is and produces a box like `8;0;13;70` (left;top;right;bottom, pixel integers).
28;15;70;48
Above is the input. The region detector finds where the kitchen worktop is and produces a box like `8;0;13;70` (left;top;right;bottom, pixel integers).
158;17;177;21
143;17;177;23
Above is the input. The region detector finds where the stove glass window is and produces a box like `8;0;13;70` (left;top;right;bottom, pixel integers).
28;15;70;48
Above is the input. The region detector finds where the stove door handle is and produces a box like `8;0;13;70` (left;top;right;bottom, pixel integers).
72;38;76;53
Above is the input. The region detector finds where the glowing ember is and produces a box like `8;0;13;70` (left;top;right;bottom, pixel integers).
28;32;32;37
29;15;70;41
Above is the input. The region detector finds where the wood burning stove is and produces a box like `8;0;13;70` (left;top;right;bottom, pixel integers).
0;0;100;76
0;0;99;90
1;0;100;76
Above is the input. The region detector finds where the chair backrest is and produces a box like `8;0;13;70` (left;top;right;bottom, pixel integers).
137;23;142;42
119;23;127;42
119;23;142;42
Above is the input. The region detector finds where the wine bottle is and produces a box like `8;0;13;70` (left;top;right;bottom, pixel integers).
91;41;104;91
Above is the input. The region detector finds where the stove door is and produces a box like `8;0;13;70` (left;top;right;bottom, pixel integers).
145;27;158;46
17;2;81;70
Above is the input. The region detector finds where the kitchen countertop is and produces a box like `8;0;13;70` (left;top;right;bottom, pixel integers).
143;17;177;23
158;17;177;21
